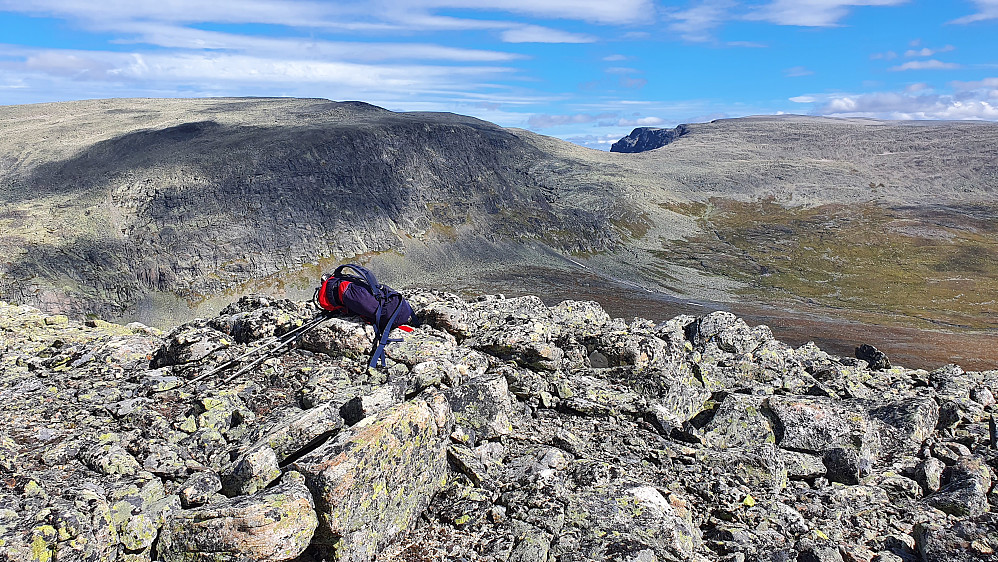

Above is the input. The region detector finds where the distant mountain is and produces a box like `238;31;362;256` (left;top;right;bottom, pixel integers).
2;100;997;367
0;98;638;323
610;124;688;152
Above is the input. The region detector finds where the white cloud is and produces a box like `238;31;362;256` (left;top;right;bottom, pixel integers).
889;59;961;71
560;133;627;150
870;50;898;60
666;0;909;42
784;66;814;77
666;0;735;42
401;0;655;25
527;112;617;128
527;111;666;129
115;23;522;62
617;116;665;126
951;77;998;90
23;51;115;78
904;45;955;57
950;0;998;24
499;25;596;43
620;77;647;89
747;0;909;27
816;91;998;120
0;0;340;28
605;66;640;74
790;95;817;103
0;45;515;95
905;82;929;93
0;0;656;30
602;54;629;61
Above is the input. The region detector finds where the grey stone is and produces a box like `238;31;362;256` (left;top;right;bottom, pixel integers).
292;399;448;561
178;471;222;508
924;455;993;517
701;393;776;449
914;457;946;493
768;396;880;457
445;375;516;444
158;471;318;562
823;447;872;485
222;444;282;497
340;383;405;425
855;344;890;370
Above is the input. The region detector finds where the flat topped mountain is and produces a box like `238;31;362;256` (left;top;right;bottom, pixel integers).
0;98;632;321
1;99;996;369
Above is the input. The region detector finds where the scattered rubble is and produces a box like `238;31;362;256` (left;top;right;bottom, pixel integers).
1;292;996;561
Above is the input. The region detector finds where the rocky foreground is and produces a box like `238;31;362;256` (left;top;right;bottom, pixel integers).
1;293;996;562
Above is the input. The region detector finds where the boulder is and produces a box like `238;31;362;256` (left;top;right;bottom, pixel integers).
79;440;142;476
592;331;671;371
768;396;881;458
340;383;405;425
222;445;282;496
471;319;563;371
549;300;612;340
823;447;872;485
209;296;307;343
292;399;449;561
869;398;939;448
915;513;998;561
151;323;231;368
924;455;993;517
560;483;705;560
252;402;344;463
445;375;516;444
855;344;891;370
914;457;946;493
157;471;318;562
700;393;776;449
178;471;222;508
298;317;375;359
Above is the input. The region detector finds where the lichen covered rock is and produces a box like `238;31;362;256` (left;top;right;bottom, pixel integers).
2;294;996;562
292;399;449;561
157;471;318;562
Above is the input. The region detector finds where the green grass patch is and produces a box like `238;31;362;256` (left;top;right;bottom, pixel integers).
656;198;998;330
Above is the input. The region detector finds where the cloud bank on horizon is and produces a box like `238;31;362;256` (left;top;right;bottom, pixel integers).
0;0;996;149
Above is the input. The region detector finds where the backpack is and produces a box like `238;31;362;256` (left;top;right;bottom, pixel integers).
313;263;417;368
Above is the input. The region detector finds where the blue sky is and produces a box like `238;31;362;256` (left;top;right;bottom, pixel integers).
1;0;996;149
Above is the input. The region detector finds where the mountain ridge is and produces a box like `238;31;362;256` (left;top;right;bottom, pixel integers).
1;98;996;369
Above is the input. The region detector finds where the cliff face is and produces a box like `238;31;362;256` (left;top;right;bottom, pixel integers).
609;124;689;153
1;293;996;561
0;99;628;321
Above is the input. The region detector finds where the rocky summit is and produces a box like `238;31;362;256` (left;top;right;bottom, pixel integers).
1;291;997;562
609;125;689;153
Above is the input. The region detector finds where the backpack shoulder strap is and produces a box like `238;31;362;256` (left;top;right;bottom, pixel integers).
368;298;406;369
333;264;384;299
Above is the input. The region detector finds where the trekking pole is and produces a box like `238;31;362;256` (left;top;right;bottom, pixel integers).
220;333;300;385
156;313;330;392
220;313;330;384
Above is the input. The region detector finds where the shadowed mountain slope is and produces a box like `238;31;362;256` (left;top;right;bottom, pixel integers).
0;98;637;321
1;99;996;368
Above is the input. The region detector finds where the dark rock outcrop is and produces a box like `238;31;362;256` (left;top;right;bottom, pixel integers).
610;124;689;153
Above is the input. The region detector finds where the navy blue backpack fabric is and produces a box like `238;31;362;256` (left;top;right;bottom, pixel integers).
314;264;416;368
